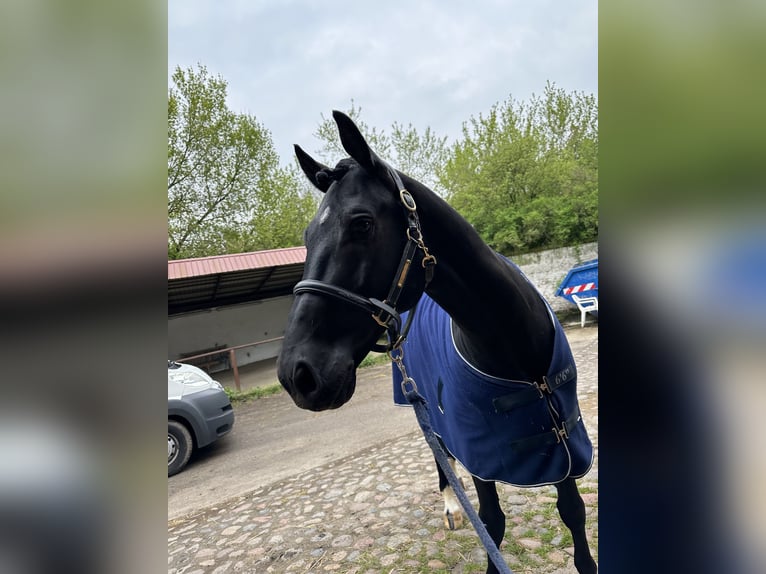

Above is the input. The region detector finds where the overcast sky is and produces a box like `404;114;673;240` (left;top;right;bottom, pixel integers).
168;0;597;166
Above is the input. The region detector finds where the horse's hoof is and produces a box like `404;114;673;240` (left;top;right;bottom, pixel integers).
441;483;464;530
443;510;464;530
444;512;455;530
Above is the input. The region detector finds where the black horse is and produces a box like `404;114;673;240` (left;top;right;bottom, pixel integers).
277;111;597;574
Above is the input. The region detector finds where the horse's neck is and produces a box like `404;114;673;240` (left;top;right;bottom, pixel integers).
409;178;554;380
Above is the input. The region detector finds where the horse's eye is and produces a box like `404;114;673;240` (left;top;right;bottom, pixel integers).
350;217;373;238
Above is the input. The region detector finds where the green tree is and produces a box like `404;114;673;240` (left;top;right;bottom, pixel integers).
312;101;449;196
168;64;315;259
220;167;318;253
441;83;597;253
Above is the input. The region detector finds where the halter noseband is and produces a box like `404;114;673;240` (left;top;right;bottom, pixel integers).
292;167;436;353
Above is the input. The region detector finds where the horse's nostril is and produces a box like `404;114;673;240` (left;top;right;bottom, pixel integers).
294;362;318;396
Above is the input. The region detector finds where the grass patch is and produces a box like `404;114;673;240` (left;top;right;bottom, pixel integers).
222;351;391;405
224;383;283;404
359;351;391;369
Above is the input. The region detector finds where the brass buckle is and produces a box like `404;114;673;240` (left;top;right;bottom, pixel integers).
552;421;570;443
535;380;550;399
421;253;437;268
390;334;406;350
372;305;391;328
400;189;417;211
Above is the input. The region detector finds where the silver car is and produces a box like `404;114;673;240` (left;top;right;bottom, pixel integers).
168;361;235;476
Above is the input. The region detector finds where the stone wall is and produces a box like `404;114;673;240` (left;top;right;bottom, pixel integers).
513;242;598;314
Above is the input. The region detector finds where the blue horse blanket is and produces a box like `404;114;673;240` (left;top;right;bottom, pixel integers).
393;276;593;486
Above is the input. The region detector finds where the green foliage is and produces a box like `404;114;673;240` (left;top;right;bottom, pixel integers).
219;166;319;253
312;100;450;196
359;352;390;369
313;100;392;162
168;69;596;261
168;64;316;259
441;82;598;253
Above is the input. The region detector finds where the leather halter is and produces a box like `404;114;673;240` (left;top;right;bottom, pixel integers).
292;167;436;353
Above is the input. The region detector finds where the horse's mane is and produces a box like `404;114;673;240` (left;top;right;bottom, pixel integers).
315;158;356;187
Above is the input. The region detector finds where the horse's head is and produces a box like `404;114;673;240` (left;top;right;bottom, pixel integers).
277;111;433;411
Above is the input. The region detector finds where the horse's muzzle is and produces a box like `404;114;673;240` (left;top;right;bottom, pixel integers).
278;357;356;411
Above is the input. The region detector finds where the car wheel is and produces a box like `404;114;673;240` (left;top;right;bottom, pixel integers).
168;420;193;476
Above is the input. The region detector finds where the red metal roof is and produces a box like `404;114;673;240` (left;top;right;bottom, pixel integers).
168;246;308;315
168;246;307;280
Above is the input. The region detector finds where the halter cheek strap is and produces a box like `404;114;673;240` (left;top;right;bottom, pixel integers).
292;168;436;353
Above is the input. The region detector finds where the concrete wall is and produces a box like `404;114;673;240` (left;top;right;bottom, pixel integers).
514;241;598;313
168;295;293;370
168;241;598;367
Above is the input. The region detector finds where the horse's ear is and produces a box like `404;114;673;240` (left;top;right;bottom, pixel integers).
333;110;395;188
294;145;332;192
333;110;375;172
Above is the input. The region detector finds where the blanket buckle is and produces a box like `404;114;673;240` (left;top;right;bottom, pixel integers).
552;420;570;443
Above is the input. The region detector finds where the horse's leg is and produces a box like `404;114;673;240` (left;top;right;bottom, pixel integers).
555;477;597;574
436;455;464;530
471;477;505;574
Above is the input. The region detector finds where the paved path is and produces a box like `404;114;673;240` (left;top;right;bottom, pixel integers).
169;366;420;521
168;326;598;573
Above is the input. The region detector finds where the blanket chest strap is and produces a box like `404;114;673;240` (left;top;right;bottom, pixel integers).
492;361;576;413
508;409;583;453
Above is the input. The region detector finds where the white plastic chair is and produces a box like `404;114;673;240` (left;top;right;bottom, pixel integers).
571;294;598;328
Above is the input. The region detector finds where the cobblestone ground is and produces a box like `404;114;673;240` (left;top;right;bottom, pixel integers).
169;327;598;573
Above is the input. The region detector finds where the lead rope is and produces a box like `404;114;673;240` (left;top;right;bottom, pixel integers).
388;347;515;574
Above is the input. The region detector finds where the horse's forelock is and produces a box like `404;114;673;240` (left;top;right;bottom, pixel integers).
316;159;355;187
334;158;357;171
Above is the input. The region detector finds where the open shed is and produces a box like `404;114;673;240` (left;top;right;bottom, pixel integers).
168;247;306;372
